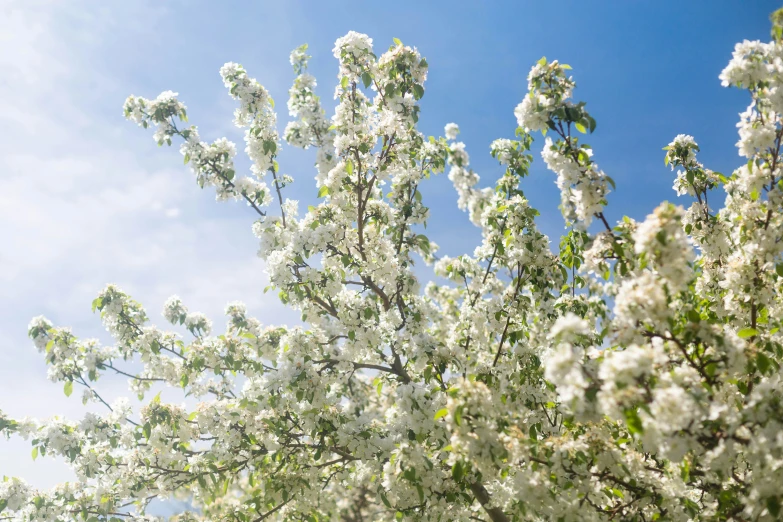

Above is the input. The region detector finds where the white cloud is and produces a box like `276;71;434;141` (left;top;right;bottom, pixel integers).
0;0;295;488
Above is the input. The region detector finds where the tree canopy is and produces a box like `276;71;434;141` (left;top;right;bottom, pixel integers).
3;11;783;522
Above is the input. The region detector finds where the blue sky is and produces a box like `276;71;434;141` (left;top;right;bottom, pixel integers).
0;0;777;488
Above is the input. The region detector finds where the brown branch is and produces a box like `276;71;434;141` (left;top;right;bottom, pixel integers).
492;263;525;367
468;482;508;522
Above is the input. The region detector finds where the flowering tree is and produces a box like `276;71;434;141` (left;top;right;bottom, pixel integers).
4;12;783;522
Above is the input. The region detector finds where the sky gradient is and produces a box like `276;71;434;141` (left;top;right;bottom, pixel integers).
0;0;777;488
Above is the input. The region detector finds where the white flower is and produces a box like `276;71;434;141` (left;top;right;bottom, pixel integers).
163;295;187;325
633;202;694;289
544;342;588;410
549;313;590;342
514;95;549;132
614;271;669;338
649;385;696;433
444;122;459;140
0;477;32;511
719;40;773;88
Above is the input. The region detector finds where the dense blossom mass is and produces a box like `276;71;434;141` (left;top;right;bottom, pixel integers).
3;14;783;522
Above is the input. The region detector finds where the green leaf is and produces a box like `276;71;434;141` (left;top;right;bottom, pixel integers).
361;72;372;89
624;408;644;435
452;461;465;482
575;122;587;134
687;310;701;323
416;484;424;503
380;491;392;508
453;406;462;426
345;161;354;176
537;56;547;66
317;186;329;198
776;264;783;277
31;446;38;460
417;234;431;254
263;140;277;155
63;381;73;397
433;408;448;420
413;84;424;100
393;37;402;46
737;327;758;339
341;76;349;90
680;460;691;481
757;352;772;374
766;496;781;518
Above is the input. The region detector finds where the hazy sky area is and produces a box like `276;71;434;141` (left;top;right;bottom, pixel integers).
0;0;777;490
